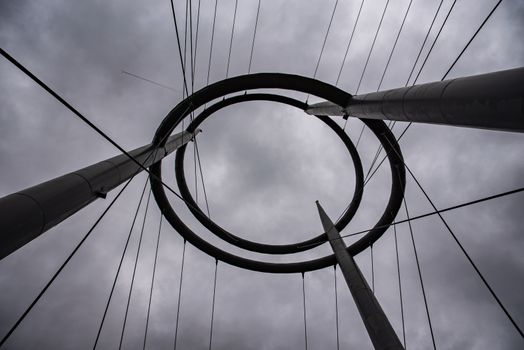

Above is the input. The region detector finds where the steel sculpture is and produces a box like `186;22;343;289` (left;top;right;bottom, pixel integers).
2;68;523;349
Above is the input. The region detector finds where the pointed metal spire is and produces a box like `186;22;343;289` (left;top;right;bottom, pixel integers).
316;201;404;350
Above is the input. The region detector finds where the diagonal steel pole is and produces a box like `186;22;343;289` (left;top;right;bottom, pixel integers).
316;201;404;350
306;67;524;133
0;129;200;260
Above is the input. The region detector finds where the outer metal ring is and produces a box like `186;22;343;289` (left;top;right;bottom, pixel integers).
174;93;364;255
150;73;405;273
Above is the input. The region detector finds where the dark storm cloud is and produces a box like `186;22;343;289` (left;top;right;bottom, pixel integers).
1;0;523;349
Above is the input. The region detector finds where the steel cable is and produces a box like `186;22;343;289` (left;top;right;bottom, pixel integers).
306;0;339;103
413;0;459;84
302;273;308;350
405;0;445;86
355;0;391;94
359;0;444;171
121;70;179;93
313;0;339;80
173;240;187;350
195;135;211;218
225;0;239;78
368;0;504;186
442;0;503;80
206;0;218;86
334;266;340;350
393;222;406;348
0;47;203;219
93;178;150;349
208;260;218;350
118;189;153;350
169;0;190;96
403;194;437;349
0;176;139;348
370;244;375;293
142;216;163;350
335;0;365;86
248;0;262;74
377;0;414;90
329;185;524;244
385;135;524;338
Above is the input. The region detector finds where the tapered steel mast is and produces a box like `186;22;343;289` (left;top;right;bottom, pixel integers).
0;130;199;260
317;201;404;350
307;67;524;133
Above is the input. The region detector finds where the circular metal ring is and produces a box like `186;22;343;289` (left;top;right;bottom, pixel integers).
150;73;406;274
174;93;364;255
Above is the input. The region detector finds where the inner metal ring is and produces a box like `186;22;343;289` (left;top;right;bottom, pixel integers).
150;73;406;273
174;93;364;255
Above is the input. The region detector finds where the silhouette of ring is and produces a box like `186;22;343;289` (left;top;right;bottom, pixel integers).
150;73;405;273
174;93;364;255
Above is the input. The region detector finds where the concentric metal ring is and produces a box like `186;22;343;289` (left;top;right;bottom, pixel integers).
174;93;364;255
150;73;405;273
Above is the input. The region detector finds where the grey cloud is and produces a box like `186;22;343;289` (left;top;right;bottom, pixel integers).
1;0;524;349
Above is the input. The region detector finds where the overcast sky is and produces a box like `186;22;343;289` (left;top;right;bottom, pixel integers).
1;0;523;349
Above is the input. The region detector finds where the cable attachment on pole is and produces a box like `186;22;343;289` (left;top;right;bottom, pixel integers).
190;129;203;142
94;191;107;199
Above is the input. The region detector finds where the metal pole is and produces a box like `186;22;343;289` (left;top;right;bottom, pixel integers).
0;129;200;260
306;67;524;133
316;201;404;350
